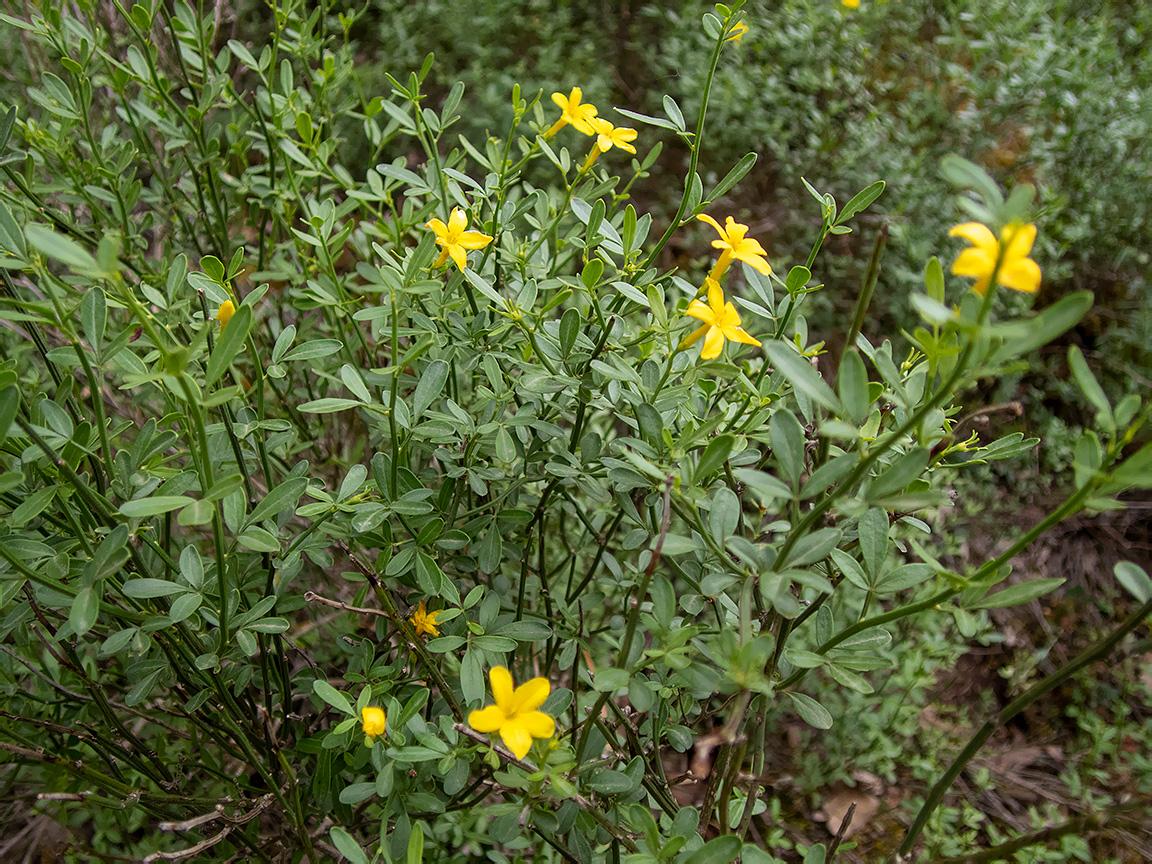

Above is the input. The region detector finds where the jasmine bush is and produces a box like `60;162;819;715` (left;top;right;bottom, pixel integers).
0;2;1150;862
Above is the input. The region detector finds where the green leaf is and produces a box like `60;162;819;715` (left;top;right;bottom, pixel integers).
770;410;805;489
282;339;343;361
0;386;17;447
313;680;355;715
925;256;945;303
857;509;889;579
122;579;186;598
586;769;637;795
694;433;734;483
413;359;449;420
1067;346;1112;430
867;449;930;501
706;152;757;203
0;200;26;258
837;348;869;424
941;154;1003;208
497;620;553;641
329;826;369;864
970;577;1065;609
685;835;742;864
988;291;1092;364
69;586;101;637
120;495;195;517
339;782;376;805
298;398;365;414
764;341;840;413
559;307;580;356
787;528;841;568
247;477;309;527
81;287;106;352
25;224;99;273
407;822;426;864
836;180;885;224
786;691;833;729
1114;561;1152;603
205;302;253;387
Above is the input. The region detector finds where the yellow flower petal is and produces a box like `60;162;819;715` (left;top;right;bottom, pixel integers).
468;705;506;733
1001;222;1036;260
510;677;550;714
951;247;996;278
448;208;468;235
361;706;386;738
706;278;725;314
215;300;236;327
499;720;534;760
489;666;514;710
948;222;997;251
448;244;468;271
686;299;712;323
701;325;725;360
425;218;448;237
722;324;762;347
457;230;493;250
519;710;555;739
998;257;1042;293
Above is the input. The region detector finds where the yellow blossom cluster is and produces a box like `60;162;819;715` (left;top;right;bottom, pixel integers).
679;213;770;361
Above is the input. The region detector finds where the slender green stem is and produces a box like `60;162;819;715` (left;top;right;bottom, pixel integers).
642;19;729;270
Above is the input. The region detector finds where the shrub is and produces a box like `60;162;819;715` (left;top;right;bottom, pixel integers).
0;1;1149;861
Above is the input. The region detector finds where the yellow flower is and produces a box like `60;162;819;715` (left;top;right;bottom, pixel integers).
842;0;860;8
726;21;748;42
426;208;493;271
409;601;441;638
361;705;386;739
949;222;1041;296
547;87;599;137
468;666;555;760
682;278;762;360
589;117;638;155
697;213;772;280
215;300;236;327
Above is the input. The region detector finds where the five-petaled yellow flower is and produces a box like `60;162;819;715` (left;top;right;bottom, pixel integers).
697;214;772;280
468;666;555;760
726;21;748;42
426;208;493;271
409;601;441;638
361;705;386;739
949;222;1041;296
589;117;638;155
215;300;235;327
683;277;762;360
547;87;599;137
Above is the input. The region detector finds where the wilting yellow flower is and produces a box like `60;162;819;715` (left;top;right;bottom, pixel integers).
468;666;555;760
697;213;772;280
215;300;236;327
589;117;638;155
949;222;1041;296
409;601;441;638
682;277;762;360
547;87;599;137
361;706;386;739
726;21;748;42
426;208;493;271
